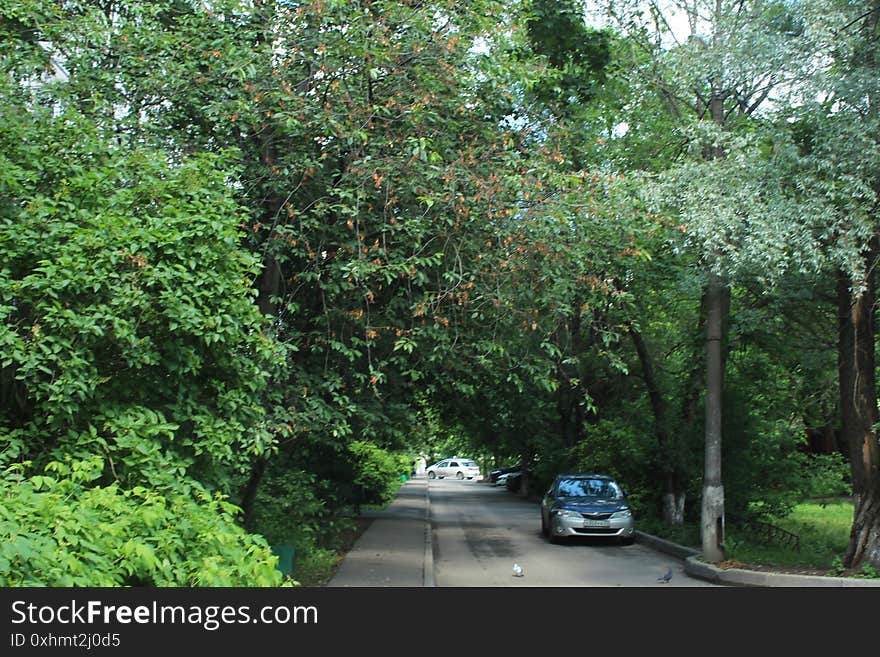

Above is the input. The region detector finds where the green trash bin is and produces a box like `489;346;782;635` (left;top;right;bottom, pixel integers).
401;474;408;482
271;544;296;577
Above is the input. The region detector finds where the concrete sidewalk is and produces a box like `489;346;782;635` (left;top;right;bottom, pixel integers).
327;476;433;587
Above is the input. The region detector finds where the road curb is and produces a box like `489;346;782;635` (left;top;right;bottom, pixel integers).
424;479;435;587
634;531;701;560
683;555;880;587
636;530;880;587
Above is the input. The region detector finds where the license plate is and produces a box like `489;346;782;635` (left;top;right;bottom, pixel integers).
583;519;609;528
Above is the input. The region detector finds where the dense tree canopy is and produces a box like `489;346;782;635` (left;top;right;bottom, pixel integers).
2;0;880;584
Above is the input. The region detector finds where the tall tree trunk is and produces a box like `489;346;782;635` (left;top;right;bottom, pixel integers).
257;253;281;317
837;256;880;570
239;0;290;521
239;454;269;531
555;304;588;448
701;271;726;562
629;325;685;524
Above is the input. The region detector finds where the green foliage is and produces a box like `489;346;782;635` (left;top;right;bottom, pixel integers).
4;0;877;583
0;69;280;585
245;462;357;588
0;108;275;483
248;468;336;551
798;453;852;500
566;415;656;514
0;461;283;587
719;352;806;519
524;0;613;109
349;440;406;507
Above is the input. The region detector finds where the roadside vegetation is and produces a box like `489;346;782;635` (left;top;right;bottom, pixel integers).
639;500;859;574
3;0;880;585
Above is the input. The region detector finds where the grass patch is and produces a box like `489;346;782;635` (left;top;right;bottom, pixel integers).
638;500;880;578
725;501;853;570
293;516;375;586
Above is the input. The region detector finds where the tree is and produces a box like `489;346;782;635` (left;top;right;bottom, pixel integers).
790;0;880;569
4;0;545;550
0;68;283;583
583;0;824;561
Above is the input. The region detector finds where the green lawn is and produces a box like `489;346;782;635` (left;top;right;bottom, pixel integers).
642;500;879;577
725;501;854;571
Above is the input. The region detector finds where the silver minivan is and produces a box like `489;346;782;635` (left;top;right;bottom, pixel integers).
426;458;482;480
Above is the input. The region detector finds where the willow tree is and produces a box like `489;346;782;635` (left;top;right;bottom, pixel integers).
591;0;822;561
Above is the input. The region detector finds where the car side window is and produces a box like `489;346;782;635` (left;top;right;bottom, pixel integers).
437;461;448;468
450;461;459;468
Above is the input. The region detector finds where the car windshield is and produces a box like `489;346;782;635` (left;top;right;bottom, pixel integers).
556;478;622;499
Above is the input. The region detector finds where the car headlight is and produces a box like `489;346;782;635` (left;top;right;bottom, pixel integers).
553;508;582;519
611;508;632;519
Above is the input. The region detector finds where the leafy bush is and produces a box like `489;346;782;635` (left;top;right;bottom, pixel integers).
0;100;282;586
0;135;276;485
0;460;283;587
798;452;851;499
349;440;406;507
248;466;356;556
720;355;809;520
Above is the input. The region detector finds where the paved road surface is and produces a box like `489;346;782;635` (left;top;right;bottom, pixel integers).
430;478;718;586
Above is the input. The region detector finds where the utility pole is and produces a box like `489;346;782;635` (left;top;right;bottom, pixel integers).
701;269;725;562
700;1;727;563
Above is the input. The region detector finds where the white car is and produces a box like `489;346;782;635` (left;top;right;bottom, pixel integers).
426;458;482;480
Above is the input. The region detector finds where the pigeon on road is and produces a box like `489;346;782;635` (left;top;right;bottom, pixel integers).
512;563;524;577
657;567;673;583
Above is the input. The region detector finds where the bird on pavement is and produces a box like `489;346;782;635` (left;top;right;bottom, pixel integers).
512;563;524;577
657;567;673;583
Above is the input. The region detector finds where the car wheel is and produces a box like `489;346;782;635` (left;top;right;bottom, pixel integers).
456;471;464;480
428;471;436;480
547;518;561;544
619;536;634;546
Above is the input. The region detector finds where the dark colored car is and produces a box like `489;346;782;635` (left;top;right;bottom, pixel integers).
488;465;518;484
504;468;535;492
540;473;635;545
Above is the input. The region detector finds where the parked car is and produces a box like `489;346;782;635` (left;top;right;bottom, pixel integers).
426;458;482;480
540;473;635;544
505;470;524;492
488;465;518;484
495;471;517;487
504;467;535;492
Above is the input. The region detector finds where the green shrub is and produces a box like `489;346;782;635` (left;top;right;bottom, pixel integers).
349;440;405;507
0;105;282;586
798;452;851;499
0;460;283;587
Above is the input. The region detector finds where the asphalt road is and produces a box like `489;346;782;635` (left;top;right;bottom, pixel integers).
429;478;720;587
